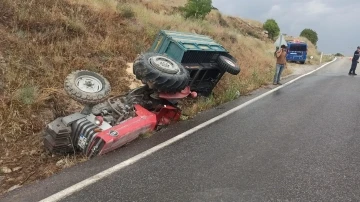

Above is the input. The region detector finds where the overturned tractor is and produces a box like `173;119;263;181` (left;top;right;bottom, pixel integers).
44;30;240;158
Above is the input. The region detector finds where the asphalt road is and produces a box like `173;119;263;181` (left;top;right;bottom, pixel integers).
3;57;360;202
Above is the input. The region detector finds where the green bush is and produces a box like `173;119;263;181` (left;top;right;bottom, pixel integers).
334;53;344;56
118;4;135;18
300;28;318;45
263;19;280;40
181;0;212;20
15;85;38;105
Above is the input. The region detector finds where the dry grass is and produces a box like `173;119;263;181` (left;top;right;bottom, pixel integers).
0;0;321;194
0;0;143;193
242;18;264;28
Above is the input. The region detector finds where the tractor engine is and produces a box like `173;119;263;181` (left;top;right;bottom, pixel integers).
91;97;136;126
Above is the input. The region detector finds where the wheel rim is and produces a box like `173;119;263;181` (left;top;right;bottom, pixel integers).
223;57;236;67
149;56;180;74
75;75;103;93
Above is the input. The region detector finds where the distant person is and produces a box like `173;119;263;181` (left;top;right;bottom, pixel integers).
349;46;360;75
273;45;287;85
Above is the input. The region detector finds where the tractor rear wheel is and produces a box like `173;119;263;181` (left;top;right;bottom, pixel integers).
133;52;190;93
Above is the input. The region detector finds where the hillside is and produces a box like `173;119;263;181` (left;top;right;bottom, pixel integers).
0;0;322;194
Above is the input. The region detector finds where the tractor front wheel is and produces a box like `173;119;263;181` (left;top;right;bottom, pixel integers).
64;70;111;105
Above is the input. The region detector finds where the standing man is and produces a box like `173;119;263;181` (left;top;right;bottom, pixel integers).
273;45;287;85
349;46;360;75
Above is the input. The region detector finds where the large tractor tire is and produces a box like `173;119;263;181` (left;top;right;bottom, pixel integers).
133;52;190;93
217;55;241;75
64;70;111;105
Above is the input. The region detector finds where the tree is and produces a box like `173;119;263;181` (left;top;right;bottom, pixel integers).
263;19;280;40
300;28;318;45
181;0;212;20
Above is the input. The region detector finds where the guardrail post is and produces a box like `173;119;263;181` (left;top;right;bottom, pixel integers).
320;52;323;64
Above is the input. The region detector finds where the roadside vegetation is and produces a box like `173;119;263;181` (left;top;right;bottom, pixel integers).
0;0;323;194
263;19;280;40
335;53;344;57
300;28;318;46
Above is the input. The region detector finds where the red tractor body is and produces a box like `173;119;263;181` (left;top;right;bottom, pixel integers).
87;104;181;157
44;85;186;158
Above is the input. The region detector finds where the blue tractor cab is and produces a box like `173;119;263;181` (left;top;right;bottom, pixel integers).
286;40;308;64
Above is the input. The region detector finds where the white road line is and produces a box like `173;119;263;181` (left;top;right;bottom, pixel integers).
40;58;337;202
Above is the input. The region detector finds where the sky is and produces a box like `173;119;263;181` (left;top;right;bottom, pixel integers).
212;0;360;56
